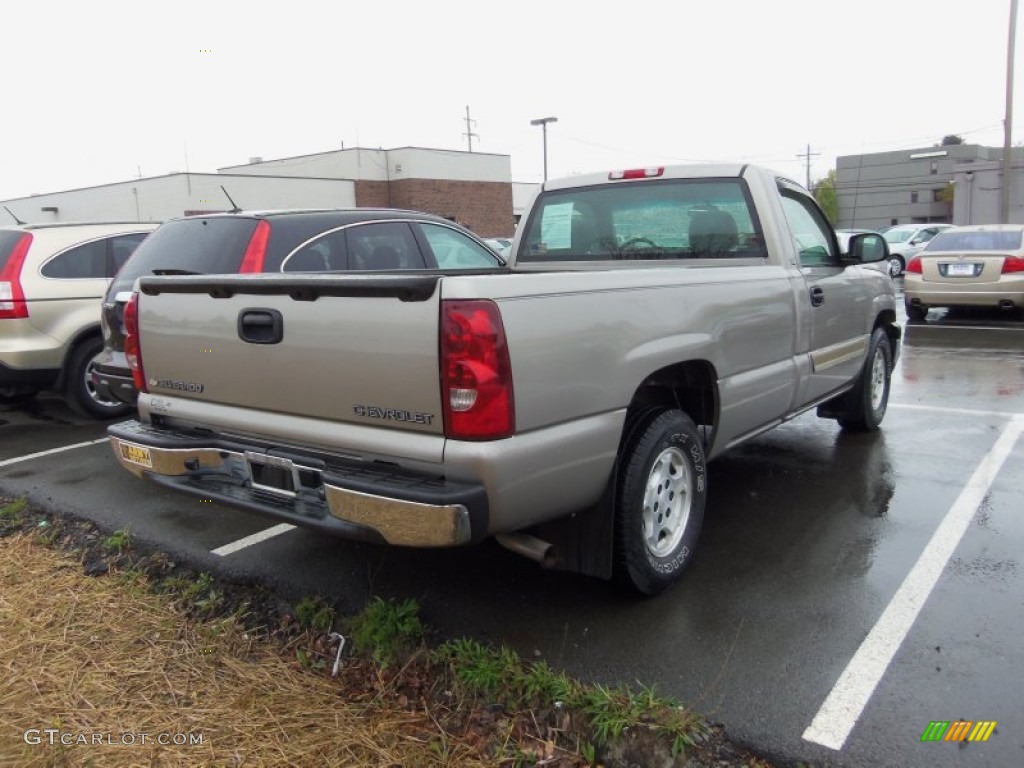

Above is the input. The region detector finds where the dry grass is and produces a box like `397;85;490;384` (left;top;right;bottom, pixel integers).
0;532;498;768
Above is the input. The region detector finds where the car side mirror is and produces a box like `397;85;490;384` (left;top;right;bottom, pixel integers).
845;233;889;264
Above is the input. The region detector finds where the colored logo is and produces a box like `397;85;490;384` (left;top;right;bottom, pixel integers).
920;721;997;742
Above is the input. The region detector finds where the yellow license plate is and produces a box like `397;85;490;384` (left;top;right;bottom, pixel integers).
119;442;153;468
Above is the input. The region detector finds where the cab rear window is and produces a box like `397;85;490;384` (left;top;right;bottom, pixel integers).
111;217;259;293
519;179;766;262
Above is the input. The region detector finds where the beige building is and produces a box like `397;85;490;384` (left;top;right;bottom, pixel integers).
2;146;530;238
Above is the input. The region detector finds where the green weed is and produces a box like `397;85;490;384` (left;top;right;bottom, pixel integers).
347;596;423;668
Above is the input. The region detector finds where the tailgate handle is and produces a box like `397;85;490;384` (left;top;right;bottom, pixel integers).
809;286;825;307
238;308;283;344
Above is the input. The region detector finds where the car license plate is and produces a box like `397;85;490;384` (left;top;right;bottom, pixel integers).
946;262;976;277
119;442;152;468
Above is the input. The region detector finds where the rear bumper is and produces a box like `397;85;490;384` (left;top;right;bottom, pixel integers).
107;420;488;547
905;276;1024;308
90;364;138;405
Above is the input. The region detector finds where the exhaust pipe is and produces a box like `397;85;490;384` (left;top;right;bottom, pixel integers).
495;533;558;568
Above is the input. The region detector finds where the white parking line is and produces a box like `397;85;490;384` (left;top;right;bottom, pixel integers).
0;438;109;468
891;403;1022;419
211;523;296;557
803;415;1024;750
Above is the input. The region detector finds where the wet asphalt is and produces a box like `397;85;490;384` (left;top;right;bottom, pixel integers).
2;298;1022;768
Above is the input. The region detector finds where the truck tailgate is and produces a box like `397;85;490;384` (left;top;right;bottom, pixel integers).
136;274;444;435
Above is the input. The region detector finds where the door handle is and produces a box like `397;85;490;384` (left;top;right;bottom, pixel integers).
238;308;284;344
809;286;825;307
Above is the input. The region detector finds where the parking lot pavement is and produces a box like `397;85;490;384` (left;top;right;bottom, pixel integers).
1;313;1022;768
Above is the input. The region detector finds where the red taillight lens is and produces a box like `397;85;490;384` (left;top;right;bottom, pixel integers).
0;232;33;319
440;300;514;440
1002;256;1024;273
906;256;923;274
123;292;147;393
239;220;271;273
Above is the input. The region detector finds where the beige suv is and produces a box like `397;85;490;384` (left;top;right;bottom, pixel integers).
0;221;158;417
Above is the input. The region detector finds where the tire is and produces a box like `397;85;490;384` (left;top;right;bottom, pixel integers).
65;337;132;419
614;410;707;595
888;255;905;278
905;299;927;322
837;327;892;432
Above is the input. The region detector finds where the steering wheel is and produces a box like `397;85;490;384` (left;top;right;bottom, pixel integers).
620;237;658;250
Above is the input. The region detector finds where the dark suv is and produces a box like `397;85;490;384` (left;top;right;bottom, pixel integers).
91;208;504;405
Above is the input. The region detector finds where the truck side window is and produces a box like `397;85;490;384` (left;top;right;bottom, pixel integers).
779;192;837;267
345;222;426;270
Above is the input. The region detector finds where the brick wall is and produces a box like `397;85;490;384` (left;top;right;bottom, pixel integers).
353;179;514;237
353;180;391;208
389;179;514;237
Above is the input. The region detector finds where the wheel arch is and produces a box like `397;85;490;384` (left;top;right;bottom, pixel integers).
55;324;103;391
622;359;718;450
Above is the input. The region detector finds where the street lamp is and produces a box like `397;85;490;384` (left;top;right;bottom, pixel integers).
530;116;558;181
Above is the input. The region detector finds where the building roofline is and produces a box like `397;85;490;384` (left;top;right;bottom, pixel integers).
216;145;509;171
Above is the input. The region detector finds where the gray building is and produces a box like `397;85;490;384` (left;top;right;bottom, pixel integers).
835;144;1000;230
950;155;1024;225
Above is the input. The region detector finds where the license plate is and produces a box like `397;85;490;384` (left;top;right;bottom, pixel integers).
946;262;976;277
119;442;152;468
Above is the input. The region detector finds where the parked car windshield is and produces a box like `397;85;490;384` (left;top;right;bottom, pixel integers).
925;230;1023;252
110;217;259;294
518;179;766;262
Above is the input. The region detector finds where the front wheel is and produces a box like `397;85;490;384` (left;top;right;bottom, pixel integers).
888;255;905;277
837;327;892;432
614;410;707;595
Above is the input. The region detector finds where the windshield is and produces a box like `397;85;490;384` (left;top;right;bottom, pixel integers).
110;217;259;294
925;230;1023;252
883;228;915;244
518;178;766;262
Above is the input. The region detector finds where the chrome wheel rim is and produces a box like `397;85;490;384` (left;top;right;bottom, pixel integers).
889;257;902;277
642;447;691;558
84;361;121;409
869;347;887;411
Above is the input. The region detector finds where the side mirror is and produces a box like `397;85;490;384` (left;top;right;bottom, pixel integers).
846;233;889;264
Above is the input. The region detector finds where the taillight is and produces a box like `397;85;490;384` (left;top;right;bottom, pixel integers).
609;167;664;180
1002;256;1024;273
123;292;147;393
440;300;514;440
239;220;271;273
0;232;33;319
906;256;922;274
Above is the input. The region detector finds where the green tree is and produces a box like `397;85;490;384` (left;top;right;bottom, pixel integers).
941;134;965;145
813;169;838;225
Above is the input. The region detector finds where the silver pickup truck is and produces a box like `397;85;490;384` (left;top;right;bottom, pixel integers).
109;164;900;594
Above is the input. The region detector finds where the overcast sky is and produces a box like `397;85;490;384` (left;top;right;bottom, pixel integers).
1;0;1020;201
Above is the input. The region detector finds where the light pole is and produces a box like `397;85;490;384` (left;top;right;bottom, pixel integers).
530;116;558;181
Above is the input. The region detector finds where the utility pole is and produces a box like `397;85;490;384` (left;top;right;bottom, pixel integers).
1002;0;1018;223
463;106;479;153
797;144;821;190
530;116;558;181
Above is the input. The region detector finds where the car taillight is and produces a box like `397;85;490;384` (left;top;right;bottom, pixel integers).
0;233;33;319
440;300;514;440
1002;256;1024;273
906;256;923;274
239;220;271;273
123;292;147;393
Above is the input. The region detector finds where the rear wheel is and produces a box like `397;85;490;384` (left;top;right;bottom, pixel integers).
65;338;132;419
614;410;706;595
888;255;905;277
837;327;892;432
